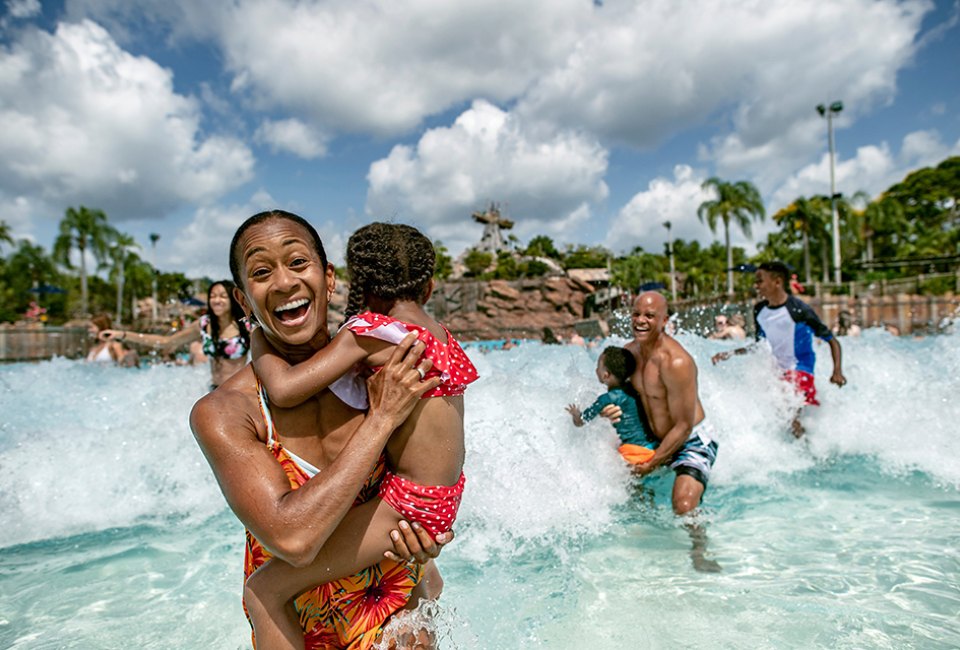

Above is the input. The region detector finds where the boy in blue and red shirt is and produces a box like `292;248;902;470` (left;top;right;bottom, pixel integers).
712;261;847;437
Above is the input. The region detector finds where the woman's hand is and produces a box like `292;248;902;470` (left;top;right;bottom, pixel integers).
98;328;124;342
384;520;454;564
366;332;441;429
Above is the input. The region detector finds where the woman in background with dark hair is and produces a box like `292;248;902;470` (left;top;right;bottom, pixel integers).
100;280;251;389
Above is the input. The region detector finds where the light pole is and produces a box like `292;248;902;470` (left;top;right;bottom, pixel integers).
149;233;160;323
663;220;677;302
817;101;843;285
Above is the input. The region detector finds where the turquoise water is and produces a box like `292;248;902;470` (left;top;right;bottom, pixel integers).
1;327;959;649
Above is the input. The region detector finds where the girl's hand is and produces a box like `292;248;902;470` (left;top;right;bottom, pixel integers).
384;520;454;564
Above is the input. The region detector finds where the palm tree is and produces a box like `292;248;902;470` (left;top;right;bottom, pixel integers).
108;232;140;325
697;178;766;295
859;195;906;264
53;206;112;316
0;220;13;253
772;196;831;285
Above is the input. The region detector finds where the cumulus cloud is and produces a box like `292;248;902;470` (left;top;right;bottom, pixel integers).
771;129;960;209
0;20;254;236
215;0;587;136
165;190;277;279
254;118;328;159
7;0;41;20
610;165;717;254
366;100;609;255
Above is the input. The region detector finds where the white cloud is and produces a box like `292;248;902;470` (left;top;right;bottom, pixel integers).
7;0;41;19
0;20;254;234
254;118;328;159
771;129;960;210
611;165;717;254
366;100;608;255
165;190;278;280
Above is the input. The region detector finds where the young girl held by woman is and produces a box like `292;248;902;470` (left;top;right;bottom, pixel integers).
244;222;478;649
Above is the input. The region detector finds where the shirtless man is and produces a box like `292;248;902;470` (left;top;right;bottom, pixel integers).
620;291;719;513
603;291;720;571
190;210;448;648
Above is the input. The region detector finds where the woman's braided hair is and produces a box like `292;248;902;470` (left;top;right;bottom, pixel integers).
344;222;436;319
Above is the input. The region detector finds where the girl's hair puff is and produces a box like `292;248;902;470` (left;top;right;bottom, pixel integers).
344;222;435;319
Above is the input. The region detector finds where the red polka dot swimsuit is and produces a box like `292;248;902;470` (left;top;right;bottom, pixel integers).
345;312;479;536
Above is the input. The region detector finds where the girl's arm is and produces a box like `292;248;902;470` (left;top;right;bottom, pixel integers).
251;327;392;408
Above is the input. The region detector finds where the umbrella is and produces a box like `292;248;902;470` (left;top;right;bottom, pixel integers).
28;284;66;294
180;296;206;307
639;281;666;291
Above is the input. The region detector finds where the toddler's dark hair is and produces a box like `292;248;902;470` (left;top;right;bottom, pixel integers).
345;222;436;319
600;346;636;386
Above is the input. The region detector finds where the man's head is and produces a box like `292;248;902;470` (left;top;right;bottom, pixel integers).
755;261;791;302
631;291;670;343
714;314;729;331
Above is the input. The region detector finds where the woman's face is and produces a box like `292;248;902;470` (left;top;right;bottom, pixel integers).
208;284;231;318
235;218;335;349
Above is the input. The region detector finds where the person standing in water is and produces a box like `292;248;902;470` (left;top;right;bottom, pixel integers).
243;222;478;649
100;280;251;389
602;291;721;572
712;261;846;437
190;211;451;649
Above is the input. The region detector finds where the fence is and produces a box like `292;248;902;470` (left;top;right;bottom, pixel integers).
669;292;959;336
0;327;89;362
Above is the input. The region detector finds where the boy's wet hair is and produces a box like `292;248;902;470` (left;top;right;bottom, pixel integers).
601;346;636;386
344;222;436;319
229;210;328;289
758;261;791;293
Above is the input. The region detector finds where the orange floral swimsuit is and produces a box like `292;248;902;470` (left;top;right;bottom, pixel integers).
243;379;422;649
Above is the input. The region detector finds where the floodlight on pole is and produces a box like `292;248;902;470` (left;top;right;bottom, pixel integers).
663;220;677;302
816;101;843;284
149;233;160;323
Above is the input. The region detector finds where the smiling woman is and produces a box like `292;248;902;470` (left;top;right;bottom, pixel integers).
99;280;251;389
190;209;448;649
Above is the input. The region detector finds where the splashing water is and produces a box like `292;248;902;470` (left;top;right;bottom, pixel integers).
1;328;958;649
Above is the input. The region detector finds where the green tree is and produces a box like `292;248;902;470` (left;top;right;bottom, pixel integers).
4;240;63;321
53;206;113;316
772;196;831;284
107;232;140;325
463;249;493;277
0;220;13;253
433;240;453;280
494;251;519;280
563;244;610;269
525;235;561;259
698;178;766;295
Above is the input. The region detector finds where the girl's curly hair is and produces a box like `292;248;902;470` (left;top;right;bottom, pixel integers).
344;222;436;319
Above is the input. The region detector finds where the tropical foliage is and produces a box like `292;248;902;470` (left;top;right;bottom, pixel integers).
1;155;957;324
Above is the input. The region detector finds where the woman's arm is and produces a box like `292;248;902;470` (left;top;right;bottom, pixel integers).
100;321;201;354
252;327;391;409
191;333;440;567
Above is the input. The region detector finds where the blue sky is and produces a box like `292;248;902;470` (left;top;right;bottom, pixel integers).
1;0;958;280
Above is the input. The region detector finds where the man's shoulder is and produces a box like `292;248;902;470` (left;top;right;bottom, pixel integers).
660;335;696;369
